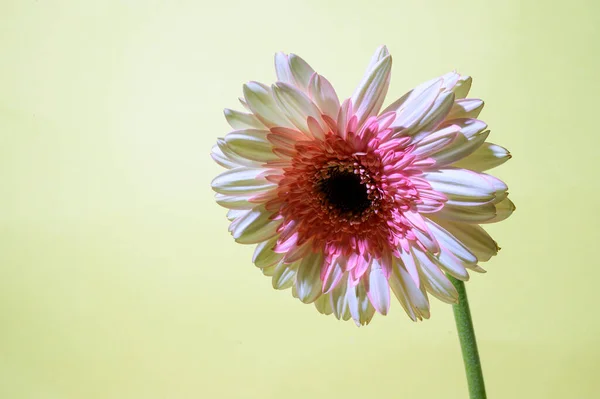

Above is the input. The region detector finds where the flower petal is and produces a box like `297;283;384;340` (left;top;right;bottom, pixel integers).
434;202;497;223
480;173;508;204
347;281;375;326
482;197;515;224
397;247;419;286
314;292;334;315
337;99;353;139
440;118;487;139
424;168;495;205
452;76;472;99
389;258;430;321
388;79;442;135
452;142;512;172
225;129;278;162
366;259;391;315
308;73;340;120
214;139;262;168
430;130;490;167
253;236;284;268
226;209;248;222
295;251;325;303
215;193;255;210
274;52;294;85
330;274;350;320
430;250;470;281
261;262;278;277
351;51;392;127
413;125;461;158
243;82;293;128
431;219;499;262
409;90;456;142
447;98;484;119
289;54;315;92
365;45;390;73
424;219;478;264
229;206;282;244
272;260;298;290
412;248;458;304
322;260;344;294
272;82;326;137
211;144;239;169
224;108;265;130
211;167;276;195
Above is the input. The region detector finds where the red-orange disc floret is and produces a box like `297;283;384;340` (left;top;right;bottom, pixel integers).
274;127;425;261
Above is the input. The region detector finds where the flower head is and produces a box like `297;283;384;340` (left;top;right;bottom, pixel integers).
211;46;513;325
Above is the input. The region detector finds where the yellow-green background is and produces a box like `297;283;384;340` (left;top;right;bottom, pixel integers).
1;1;598;398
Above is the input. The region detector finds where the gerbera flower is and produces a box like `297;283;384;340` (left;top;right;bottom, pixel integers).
211;46;513;326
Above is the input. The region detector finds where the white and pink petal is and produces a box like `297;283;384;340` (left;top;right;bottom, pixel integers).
295;250;325;303
351;49;392;127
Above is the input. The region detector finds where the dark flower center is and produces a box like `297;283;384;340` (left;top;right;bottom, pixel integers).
317;170;371;215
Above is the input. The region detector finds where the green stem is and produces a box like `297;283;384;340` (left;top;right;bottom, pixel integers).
449;275;487;399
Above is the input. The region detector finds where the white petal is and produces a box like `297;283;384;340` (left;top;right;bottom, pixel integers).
413;248;458;304
413;125;461;158
382;73;442;114
295;251;324;303
447;98;484;119
435;202;497;223
224;108;265;130
274;52;294;84
272;260;298;290
347;282;375;326
482;197;515;224
253;236;284;268
308;73;340;120
452;76;472;99
288;54;315;92
452;142;511;172
243;82;293;128
226;209;248;222
405;210;441;254
322;260;344;294
397;247;420;286
215;193;255;210
388;79;442;134
330;274;350;320
410;90;456;142
424;168;495;205
261;262;278;277
430;130;490;167
211;144;239;169
366;260;391;315
314;293;334;315
225;129;278;162
432;219;499;262
283;238;313;263
351;53;392;127
238;97;251;111
211;167;275;195
272;82;325;137
365;45;390;73
430;250;470;281
480;173;508;204
389;258;430;321
214;140;262;168
336;99;353;139
229;206;281;244
440;71;460;92
441;118;487;139
425;219;478;264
